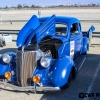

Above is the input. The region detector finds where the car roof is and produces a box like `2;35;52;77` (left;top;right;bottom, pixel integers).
39;16;79;25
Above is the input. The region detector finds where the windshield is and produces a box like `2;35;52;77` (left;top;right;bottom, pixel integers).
40;22;67;36
56;23;67;36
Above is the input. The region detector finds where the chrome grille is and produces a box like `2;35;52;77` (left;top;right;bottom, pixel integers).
16;50;36;87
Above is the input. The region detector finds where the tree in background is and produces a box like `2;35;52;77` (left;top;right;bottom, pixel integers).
31;5;36;8
5;5;8;9
17;4;22;9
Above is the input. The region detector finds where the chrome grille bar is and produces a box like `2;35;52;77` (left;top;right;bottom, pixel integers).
16;50;36;87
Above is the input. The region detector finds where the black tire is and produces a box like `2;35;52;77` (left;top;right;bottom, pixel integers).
0;43;3;47
3;41;6;46
60;70;73;90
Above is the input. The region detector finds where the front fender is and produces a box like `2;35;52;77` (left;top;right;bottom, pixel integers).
0;52;16;81
49;56;74;87
0;56;10;78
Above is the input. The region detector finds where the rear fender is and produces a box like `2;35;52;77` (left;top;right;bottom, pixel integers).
49;56;74;87
81;37;88;54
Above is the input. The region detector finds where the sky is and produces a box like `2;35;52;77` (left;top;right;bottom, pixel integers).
0;0;100;7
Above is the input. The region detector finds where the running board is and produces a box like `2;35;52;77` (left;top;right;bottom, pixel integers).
75;55;86;71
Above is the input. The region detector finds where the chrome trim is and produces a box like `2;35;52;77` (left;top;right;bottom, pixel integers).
21;46;24;86
16;50;36;87
0;81;60;91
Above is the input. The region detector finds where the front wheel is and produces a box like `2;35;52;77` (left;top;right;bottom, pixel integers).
60;70;73;90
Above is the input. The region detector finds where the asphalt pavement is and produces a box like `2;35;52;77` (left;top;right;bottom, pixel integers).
0;37;99;100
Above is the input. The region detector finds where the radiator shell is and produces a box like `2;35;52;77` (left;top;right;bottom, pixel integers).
16;50;36;87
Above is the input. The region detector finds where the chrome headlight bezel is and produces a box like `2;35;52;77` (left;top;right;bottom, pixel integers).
40;56;52;68
36;49;43;61
2;53;12;64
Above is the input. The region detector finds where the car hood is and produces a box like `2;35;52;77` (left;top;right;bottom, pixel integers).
17;15;56;47
17;15;40;47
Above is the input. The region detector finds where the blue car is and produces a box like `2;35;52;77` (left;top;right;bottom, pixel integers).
0;15;95;92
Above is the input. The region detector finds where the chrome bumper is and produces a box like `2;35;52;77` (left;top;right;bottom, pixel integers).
0;81;60;92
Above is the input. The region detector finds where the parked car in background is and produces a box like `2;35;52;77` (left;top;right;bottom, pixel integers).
0;37;6;47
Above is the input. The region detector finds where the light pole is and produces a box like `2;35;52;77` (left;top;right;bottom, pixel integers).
38;10;41;18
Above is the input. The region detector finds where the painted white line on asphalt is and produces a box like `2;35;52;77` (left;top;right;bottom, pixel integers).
84;62;100;100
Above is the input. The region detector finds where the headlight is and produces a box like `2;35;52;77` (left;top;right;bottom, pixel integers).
40;56;52;68
2;54;12;64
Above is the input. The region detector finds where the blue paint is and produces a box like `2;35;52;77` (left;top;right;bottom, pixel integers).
0;15;95;89
17;15;40;46
32;60;51;86
26;14;55;46
0;52;16;81
39;16;79;26
81;37;88;54
49;56;74;87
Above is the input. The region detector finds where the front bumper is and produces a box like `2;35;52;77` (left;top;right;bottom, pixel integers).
0;80;60;92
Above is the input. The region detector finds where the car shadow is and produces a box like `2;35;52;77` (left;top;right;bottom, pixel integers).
39;54;100;100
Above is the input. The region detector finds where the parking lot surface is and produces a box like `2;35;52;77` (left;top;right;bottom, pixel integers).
0;36;99;100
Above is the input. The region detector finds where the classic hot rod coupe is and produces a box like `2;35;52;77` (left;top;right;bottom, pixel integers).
0;15;95;92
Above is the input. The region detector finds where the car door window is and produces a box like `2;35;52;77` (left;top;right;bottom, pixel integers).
70;23;79;36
